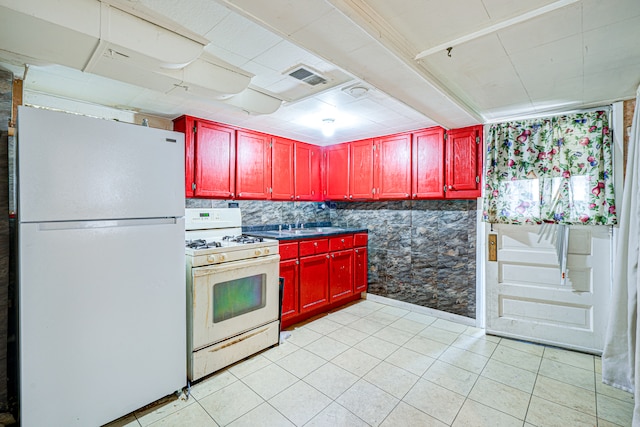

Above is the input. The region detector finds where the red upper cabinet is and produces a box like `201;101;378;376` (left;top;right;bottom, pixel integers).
349;139;375;200
236;130;272;199
374;133;411;199
324;143;350;200
172;116;195;197
445;125;483;199
412;127;445;199
174;116;236;198
295;142;322;201
271;136;295;200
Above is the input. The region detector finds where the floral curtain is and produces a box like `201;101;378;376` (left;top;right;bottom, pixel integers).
483;111;617;225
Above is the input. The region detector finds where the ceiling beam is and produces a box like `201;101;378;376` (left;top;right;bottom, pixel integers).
414;0;581;60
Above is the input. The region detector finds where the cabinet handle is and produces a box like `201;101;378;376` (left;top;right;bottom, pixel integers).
331;254;334;258
326;254;330;259
231;192;235;197
296;260;299;265
355;249;359;253
341;239;345;243
349;195;353;199
238;193;242;197
448;185;453;190
405;193;409;197
343;195;347;199
290;195;294;199
296;196;300;199
413;193;417;197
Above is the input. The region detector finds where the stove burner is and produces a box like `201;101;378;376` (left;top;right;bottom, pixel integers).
186;239;222;249
222;235;264;244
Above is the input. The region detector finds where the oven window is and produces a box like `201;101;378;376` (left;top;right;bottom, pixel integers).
212;274;266;323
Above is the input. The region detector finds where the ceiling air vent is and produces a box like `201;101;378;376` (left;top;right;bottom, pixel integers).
287;66;327;86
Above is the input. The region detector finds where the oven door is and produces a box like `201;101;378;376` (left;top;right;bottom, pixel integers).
190;254;280;350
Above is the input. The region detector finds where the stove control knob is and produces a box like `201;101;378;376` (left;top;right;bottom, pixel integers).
255;249;262;256
264;248;270;254
219;254;226;261
207;255;215;263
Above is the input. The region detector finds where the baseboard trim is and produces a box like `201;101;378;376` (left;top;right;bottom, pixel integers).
364;293;477;327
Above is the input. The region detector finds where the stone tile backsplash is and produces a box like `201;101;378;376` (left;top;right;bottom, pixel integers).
331;200;478;319
186;198;477;319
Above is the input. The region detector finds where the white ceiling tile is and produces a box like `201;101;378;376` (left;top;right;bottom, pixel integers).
202;44;251;68
481;0;559;21
420;34;529;112
528;75;584;104
583;64;640;103
290;10;371;56
583;16;640;70
497;3;582;54
220;0;335;36
365;0;492;50
204;13;281;60
509;34;584;83
582;0;640;31
138;0;231;35
252;40;321;73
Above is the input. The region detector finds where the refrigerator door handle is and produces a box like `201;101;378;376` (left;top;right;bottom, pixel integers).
35;217;181;231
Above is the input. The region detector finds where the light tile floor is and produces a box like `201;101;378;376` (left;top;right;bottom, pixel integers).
106;300;634;427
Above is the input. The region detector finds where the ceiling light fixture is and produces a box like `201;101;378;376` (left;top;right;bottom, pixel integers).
321;118;335;137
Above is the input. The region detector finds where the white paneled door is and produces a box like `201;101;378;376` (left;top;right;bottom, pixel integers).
485;224;611;354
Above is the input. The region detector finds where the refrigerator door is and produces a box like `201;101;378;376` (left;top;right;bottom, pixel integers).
19;218;186;427
17;106;184;223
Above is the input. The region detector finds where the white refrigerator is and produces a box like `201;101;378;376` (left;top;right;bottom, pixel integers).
17;107;186;427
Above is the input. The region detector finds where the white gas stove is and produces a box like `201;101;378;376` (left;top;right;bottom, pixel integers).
185;208;278;267
184;208;281;381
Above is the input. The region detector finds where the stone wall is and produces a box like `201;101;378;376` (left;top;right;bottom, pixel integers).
0;68;12;411
330;200;478;318
187;198;478;319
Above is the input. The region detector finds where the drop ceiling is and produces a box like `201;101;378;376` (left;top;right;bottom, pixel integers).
0;0;638;145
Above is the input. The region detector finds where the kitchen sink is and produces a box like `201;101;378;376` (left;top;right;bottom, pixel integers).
261;226;346;236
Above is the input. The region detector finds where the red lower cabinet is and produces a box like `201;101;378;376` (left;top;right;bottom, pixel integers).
279;259;299;321
279;232;367;329
354;232;368;293
329;249;354;301
354;246;368;293
299;253;329;313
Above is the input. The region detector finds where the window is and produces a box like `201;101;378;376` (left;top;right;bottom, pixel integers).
483;111;616;225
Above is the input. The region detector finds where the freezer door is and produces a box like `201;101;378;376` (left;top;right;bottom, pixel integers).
19;218;186;427
18;106;184;222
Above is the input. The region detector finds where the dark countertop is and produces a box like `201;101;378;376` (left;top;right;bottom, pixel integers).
244;226;368;241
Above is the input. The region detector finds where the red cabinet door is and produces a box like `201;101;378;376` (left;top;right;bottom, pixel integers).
299;253;329;313
176;121;236;198
329;249;354;302
375;133;411;199
412;127;445;199
279;259;299;321
236;130;271;199
354;247;368;293
349;138;374;200
172;115;196;197
295;142;322;201
271;136;295;200
324;143;350;200
445;125;483;199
